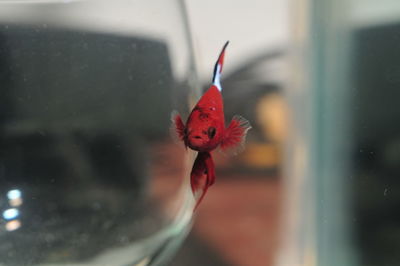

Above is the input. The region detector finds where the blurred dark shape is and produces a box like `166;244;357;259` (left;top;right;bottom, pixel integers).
0;24;173;264
222;50;285;135
352;22;400;266
219;50;287;172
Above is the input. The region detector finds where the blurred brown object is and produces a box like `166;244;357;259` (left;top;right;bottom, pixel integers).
194;176;282;266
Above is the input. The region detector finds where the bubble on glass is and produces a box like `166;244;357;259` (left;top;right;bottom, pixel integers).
384;188;389;196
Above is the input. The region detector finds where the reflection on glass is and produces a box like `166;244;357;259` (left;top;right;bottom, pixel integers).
5;219;21;232
0;0;197;265
7;189;23;207
7;189;22;200
3;208;19;220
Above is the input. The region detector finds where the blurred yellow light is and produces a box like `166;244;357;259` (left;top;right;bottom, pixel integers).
241;143;280;168
256;93;288;143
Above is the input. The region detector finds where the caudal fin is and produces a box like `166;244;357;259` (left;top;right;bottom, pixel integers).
191;152;216;211
212;41;229;91
220;115;251;155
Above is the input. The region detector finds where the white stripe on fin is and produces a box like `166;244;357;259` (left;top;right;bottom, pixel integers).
213;64;222;91
211;41;229;92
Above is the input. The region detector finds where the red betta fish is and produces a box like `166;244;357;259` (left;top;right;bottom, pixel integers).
172;41;251;210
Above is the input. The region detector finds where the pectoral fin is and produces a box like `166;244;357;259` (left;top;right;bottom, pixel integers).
170;110;186;145
220;115;251;155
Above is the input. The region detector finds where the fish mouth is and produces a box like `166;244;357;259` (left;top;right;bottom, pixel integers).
187;136;208;150
188;139;219;152
188;140;204;151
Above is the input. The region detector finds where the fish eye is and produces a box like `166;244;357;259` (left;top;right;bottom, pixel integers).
207;127;216;139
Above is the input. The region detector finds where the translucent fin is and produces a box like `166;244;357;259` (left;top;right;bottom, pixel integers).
220;115;252;156
193;180;209;211
170;110;185;143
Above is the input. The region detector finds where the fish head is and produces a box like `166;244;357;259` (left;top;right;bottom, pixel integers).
186;125;219;151
185;108;222;152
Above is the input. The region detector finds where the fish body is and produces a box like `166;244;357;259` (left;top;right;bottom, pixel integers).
172;42;251;210
184;85;225;152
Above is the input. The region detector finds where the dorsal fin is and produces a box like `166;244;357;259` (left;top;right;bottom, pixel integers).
212;41;229;91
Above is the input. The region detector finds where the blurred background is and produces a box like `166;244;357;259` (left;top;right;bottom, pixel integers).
0;0;400;266
174;0;400;266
